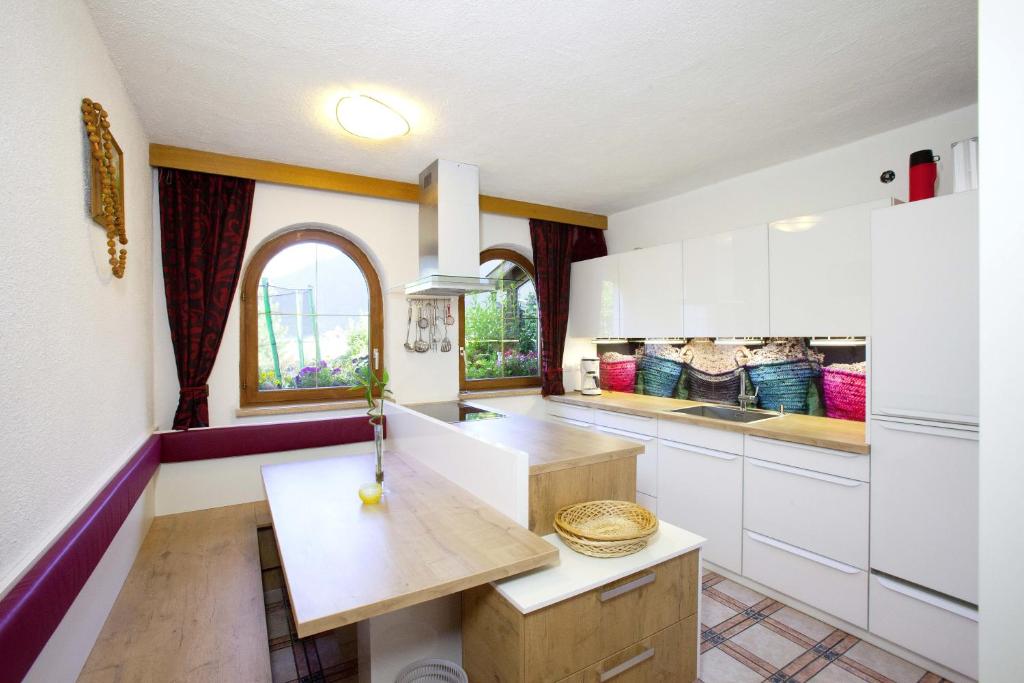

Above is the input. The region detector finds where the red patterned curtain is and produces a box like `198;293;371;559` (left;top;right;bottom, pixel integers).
159;168;254;430
529;220;608;395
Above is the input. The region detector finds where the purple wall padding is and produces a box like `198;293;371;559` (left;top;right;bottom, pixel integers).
0;435;161;683
0;415;377;682
158;415;377;463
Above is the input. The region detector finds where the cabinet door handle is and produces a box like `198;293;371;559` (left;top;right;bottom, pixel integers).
598;410;653;422
745;531;861;574
599;571;656;601
595;425;653;441
875;407;977;426
599;647;655;681
554;417;591;428
874;419;979;440
748;435;862;459
873;574;978;621
659;439;737;461
747;458;862;487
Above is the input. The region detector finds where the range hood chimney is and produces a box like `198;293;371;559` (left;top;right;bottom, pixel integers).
405;160;495;296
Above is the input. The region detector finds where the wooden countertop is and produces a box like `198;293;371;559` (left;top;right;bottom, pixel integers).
549;392;869;455
455;414;644;474
262;451;559;638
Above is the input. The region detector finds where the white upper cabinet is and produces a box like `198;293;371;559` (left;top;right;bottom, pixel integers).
569;254;620;338
619;243;684;338
769;200;888;337
683;225;769;337
871;191;978;424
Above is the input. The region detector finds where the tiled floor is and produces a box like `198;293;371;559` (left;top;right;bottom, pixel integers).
258;528;359;683
699;570;954;683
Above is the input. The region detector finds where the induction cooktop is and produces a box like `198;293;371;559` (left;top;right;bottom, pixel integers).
408;401;506;424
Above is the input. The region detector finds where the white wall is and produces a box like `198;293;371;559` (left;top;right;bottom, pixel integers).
0;0;154;594
978;2;1024;680
606;105;978;251
152;184;533;429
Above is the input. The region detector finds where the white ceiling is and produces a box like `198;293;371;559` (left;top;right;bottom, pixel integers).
85;0;977;214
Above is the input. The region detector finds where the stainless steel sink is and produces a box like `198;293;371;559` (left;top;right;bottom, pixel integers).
668;405;780;423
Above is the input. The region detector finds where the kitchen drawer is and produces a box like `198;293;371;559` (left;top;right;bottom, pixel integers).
658;439;742;573
550;414;595;431
548;401;596;423
744;457;868;569
744;435;868;482
869;573;978;680
525;551;699;681
636;491;657;516
558;616;697;683
658;419;743;454
594;424;657;496
743;530;867;628
870;419;978;603
595;409;658;437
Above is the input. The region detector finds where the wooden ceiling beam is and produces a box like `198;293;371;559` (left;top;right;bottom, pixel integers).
149;144;608;229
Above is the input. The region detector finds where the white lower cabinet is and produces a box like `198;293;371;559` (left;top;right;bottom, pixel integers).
869;573;978;680
548;414;594;431
657;438;742;573
744;457;868;569
594;424;657;499
743;530;868;629
547;401;596;423
870;419;978;603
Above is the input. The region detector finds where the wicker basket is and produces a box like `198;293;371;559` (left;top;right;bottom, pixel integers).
555;500;658;541
685;365;742;405
638;355;684;397
747;359;820;414
821;366;867;421
554;525;652;558
600;357;637;392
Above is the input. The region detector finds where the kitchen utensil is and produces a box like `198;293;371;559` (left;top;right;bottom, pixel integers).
414;321;429;352
404;303;414;351
440;317;452;352
445;301;455;326
418;302;430;329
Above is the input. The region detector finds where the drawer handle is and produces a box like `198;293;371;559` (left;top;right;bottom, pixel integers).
874;574;979;622
747;458;862;487
599;410;653;422
745;531;861;574
874;419;979;440
599;571;656;601
599;647;655;681
875;407;977;426
555;417;591;428
659;439;737;461
595;425;653;441
748;435;862;459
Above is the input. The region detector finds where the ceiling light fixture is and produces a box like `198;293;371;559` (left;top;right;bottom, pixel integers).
336;95;410;139
809;336;867;347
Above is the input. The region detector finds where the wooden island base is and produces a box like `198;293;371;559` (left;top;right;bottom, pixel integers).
464;543;701;682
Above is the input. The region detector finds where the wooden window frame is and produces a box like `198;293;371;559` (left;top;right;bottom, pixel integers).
240;228;384;406
459;248;542;391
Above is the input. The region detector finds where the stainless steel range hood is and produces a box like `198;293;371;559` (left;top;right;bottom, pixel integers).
404;159;497;296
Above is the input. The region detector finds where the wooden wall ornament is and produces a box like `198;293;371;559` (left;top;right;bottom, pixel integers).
81;98;127;278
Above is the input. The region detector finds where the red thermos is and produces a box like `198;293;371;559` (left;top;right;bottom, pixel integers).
909;149;938;202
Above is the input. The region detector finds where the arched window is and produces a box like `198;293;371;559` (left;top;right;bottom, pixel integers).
459;248;541;390
240;228;383;406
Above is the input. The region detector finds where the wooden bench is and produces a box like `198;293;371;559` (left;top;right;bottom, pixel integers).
78;503;273;682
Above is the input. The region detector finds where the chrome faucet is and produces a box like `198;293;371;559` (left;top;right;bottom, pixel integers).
737;369;758;412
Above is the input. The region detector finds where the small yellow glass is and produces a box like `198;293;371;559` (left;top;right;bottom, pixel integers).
358;482;383;505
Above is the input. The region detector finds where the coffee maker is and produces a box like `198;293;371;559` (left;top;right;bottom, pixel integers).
580;358;602;396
